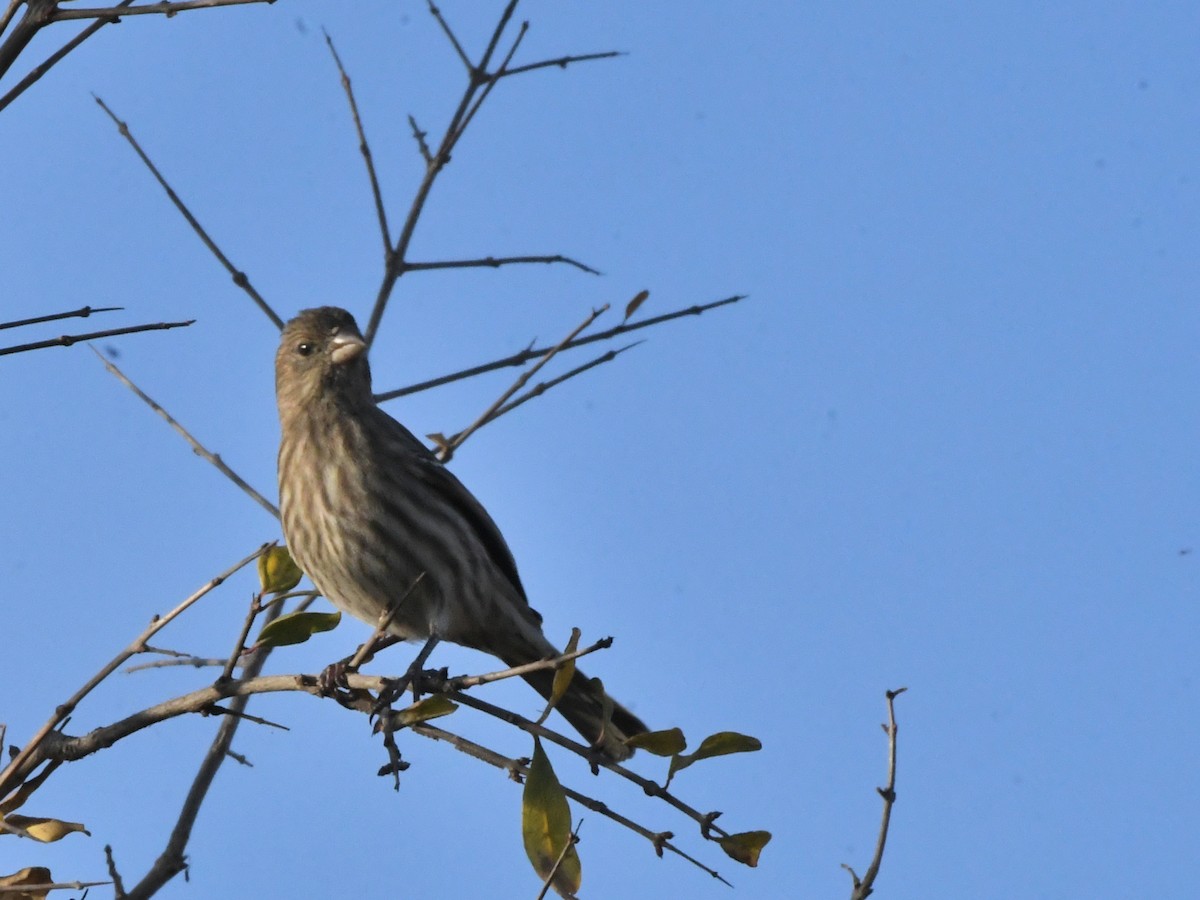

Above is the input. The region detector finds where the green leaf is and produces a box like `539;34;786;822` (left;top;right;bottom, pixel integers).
255;610;341;648
522;739;581;897
718;830;772;867
392;695;458;727
257;545;303;594
625;727;686;757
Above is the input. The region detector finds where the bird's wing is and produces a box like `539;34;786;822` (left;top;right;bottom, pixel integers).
375;409;535;612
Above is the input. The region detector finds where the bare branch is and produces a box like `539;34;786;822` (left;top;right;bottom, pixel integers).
362;0;619;349
92;95;284;330
499;50;623;79
0;544;268;795
405;254;600;276
374;294;746;402
0;304;122;331
425;0;471;72
0;318;192;356
846;687;907;900
324;30;392;255
122;603;286;900
94;348;280;518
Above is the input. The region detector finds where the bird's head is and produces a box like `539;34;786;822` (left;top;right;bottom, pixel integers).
275;306;372;415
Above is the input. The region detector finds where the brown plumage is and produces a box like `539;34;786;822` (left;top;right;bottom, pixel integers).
275;306;646;760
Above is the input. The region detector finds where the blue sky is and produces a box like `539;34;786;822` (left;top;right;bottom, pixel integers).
2;2;1198;897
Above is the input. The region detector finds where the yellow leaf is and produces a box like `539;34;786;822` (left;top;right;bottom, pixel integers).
718;830;772;867
624;289;649;321
667;731;761;785
624;727;686;757
4;815;89;843
257;545;303;594
393;695;458;727
521;739;581;897
0;867;53;900
691;731;762;761
544;628;582;723
255;610;341;648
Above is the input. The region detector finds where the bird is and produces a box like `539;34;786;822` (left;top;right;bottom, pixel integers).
275;306;647;760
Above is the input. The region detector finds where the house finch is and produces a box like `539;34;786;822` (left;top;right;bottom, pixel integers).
276;307;647;760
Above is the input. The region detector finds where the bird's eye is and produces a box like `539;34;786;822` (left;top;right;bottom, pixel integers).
296;342;316;357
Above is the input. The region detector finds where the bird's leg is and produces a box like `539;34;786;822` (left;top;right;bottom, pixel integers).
317;633;405;695
372;635;441;716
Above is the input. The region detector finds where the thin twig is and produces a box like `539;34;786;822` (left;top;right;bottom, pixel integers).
845;687;907;900
324;30;392;255
426;0;471;71
374;295;746;402
0;544;268;795
0;881;111;894
347;572;426;670
94;347;280;518
434;304;608;461
220;591;265;681
0;319;192;356
0;304;122;331
441;637;613;692
106;843;127;897
535;818;582;900
407;113;432;163
92;95;284;330
500;50;623;79
405;254;600;275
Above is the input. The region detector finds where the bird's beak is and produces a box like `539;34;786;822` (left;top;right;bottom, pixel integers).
329;332;366;365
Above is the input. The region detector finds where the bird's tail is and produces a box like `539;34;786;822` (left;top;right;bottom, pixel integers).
496;639;647;761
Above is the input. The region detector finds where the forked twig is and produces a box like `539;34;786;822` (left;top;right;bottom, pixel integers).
433;303;608;460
